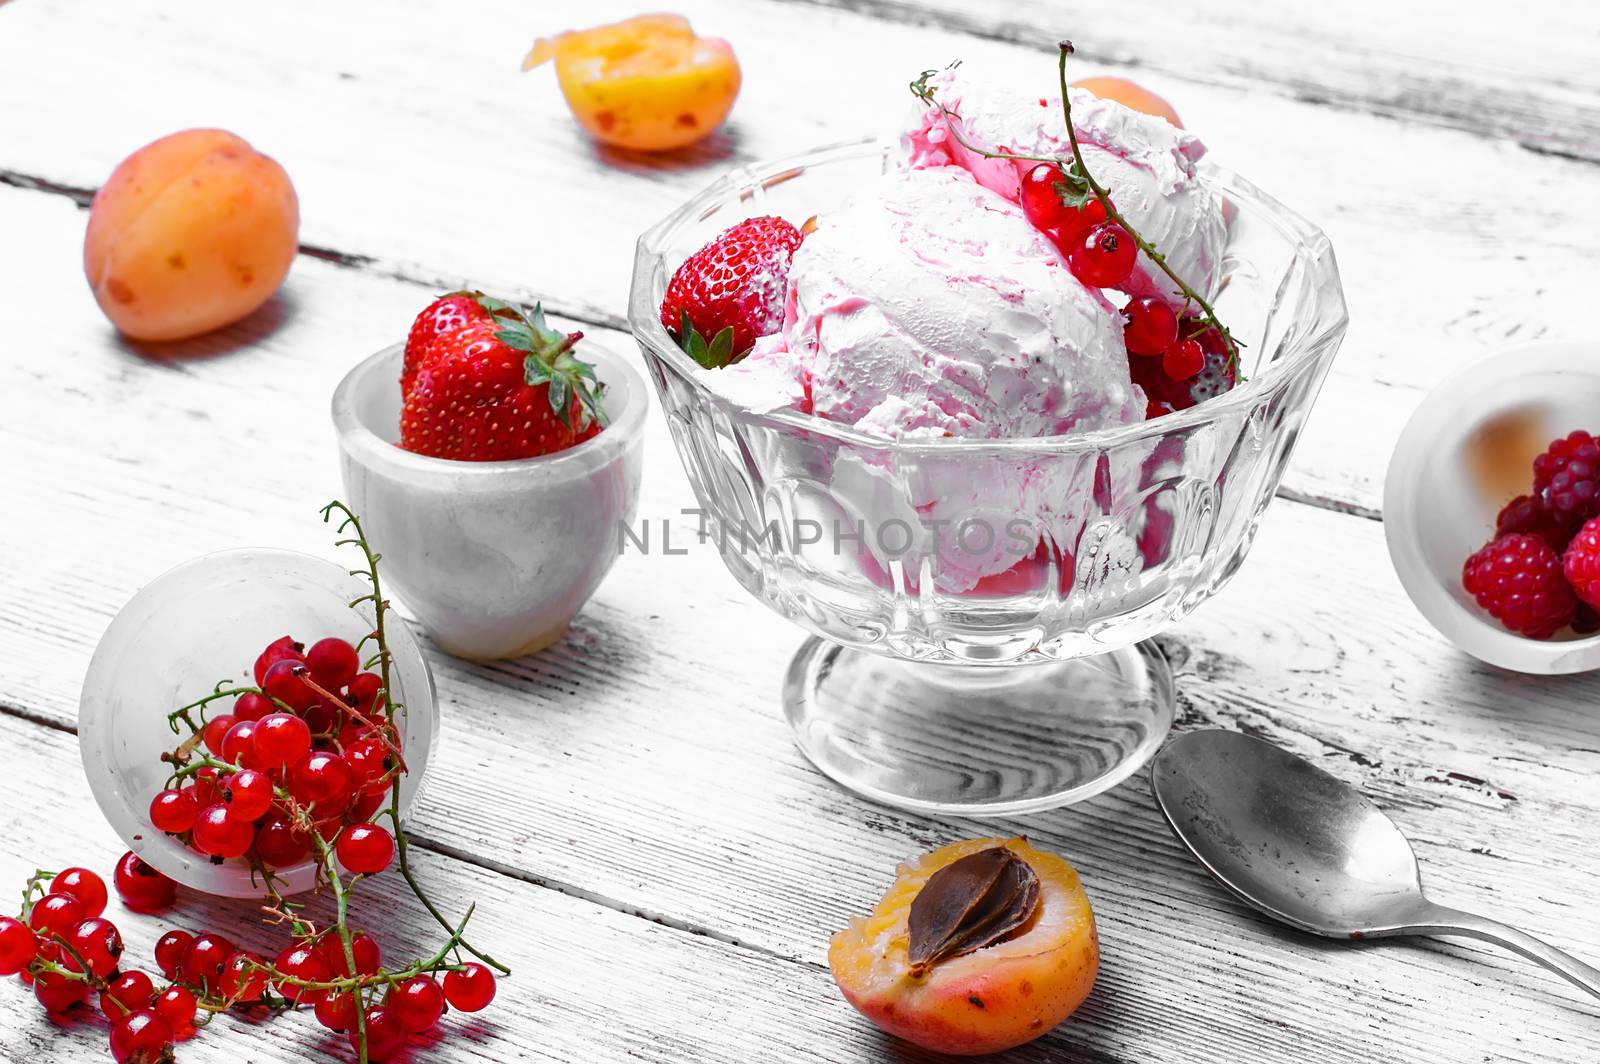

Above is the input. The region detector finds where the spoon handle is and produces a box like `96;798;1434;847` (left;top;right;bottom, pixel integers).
1411;903;1600;1001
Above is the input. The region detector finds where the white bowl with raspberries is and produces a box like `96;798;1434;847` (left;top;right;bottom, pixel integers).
1385;340;1600;674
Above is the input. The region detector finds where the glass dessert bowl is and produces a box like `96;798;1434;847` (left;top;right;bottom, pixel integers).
629;139;1347;815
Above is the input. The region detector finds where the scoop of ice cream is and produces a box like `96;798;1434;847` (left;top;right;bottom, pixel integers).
714;165;1141;439
903;66;1226;308
704;166;1143;592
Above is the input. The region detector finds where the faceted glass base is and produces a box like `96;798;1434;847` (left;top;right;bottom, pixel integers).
783;639;1175;816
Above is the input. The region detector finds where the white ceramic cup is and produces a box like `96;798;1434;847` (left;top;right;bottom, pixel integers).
332;341;646;660
79;548;438;897
1385;340;1600;674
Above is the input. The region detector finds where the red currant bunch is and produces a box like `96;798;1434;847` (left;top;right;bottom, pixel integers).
149;633;403;877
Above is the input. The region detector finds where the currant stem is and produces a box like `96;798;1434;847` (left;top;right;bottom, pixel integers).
1053;42;1241;374
323;502;510;977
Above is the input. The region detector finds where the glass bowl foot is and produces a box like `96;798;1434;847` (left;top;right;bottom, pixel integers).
783;638;1175;816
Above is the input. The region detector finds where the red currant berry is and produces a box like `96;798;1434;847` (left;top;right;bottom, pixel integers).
1123;296;1179;357
65;917;123;978
50;867;108;918
33;968;90;1013
192;805;254;860
1018;163;1075;232
149;788;200;834
202;713;237;756
253;814;310;868
1162;338;1205;380
220;720;263;769
269;944;329;1003
345;737;394;790
1055;196;1109;250
307;637;360;690
23;937;60;980
153;985;197;1036
311;703;344;736
336;824;395;875
443;962;497;1012
254;712;313;770
109;1008;173;1063
220;768;274;821
1069;222;1137;288
154;929;193;979
220;950;269;1002
189;767;222;807
28;892;85;938
180;932;234;989
346;672;384;713
0;916;37;976
350;1005;407;1061
321;932;381;978
234;691;274;723
311;988;357;1031
349;786;390;823
288;750;355;815
99;969;156;1019
388;974;445;1032
252;635;304;686
262;658;317;712
115;850;177;912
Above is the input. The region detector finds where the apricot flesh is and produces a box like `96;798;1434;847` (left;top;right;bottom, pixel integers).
84;129;299;342
524;15;740;152
829;837;1098;1056
1072;76;1184;128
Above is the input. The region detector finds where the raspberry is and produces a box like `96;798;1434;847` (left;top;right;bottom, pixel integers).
1462;533;1577;639
1533;430;1600;530
1494;493;1569;552
1562;516;1600;611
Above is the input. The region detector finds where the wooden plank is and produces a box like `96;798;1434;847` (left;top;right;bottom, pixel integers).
1;186;1597;1060
794;0;1600;161
0;710;931;1064
1;0;1598;513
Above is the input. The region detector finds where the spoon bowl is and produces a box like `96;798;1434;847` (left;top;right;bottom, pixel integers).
1152;729;1600;1000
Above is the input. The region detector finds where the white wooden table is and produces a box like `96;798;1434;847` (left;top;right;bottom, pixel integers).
3;1;1599;1060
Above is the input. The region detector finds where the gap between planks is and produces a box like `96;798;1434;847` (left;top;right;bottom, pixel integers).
0;695;812;972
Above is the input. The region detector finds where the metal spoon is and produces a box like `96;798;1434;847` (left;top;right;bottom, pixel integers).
1151;729;1600;1000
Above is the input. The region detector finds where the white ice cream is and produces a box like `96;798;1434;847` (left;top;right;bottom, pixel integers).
707;166;1143;592
713;165;1142;439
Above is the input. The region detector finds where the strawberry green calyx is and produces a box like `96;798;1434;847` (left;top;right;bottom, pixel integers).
677;310;737;370
470;295;609;431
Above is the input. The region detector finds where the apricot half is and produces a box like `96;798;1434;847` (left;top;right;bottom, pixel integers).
524;15;740;152
1072;76;1183;129
829;837;1098;1056
84;129;298;342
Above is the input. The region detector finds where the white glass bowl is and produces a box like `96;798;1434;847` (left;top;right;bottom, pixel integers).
79;548;438;897
630;139;1348;815
332;341;647;660
1385;340;1600;673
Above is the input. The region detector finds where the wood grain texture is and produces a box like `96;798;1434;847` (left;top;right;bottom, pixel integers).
2;0;1599;515
0;712;941;1064
790;0;1600;161
0;184;1597;1062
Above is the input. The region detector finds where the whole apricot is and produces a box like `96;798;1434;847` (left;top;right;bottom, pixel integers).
829;837;1098;1056
1072;76;1183;128
84;129;299;342
524;15;740;152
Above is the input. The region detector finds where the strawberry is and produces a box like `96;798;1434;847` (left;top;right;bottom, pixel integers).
660;215;802;367
399;294;606;461
403;292;492;394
